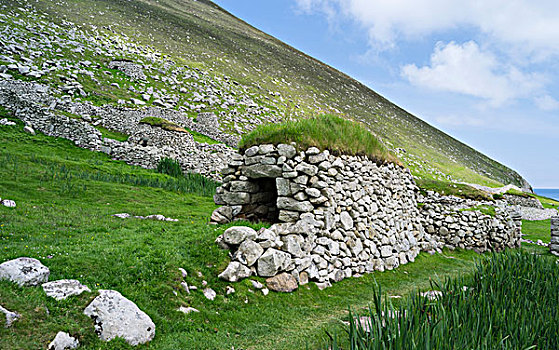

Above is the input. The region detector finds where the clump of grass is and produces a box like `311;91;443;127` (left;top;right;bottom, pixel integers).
505;188;534;198
459;204;496;217
327;251;559;349
157;157;183;178
239;114;398;165
94;126;129;141
139;116;186;132
416;178;493;201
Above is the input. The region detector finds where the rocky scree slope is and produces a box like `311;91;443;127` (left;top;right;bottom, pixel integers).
0;0;531;189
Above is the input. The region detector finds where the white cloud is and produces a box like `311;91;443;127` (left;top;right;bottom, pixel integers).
535;95;559;111
294;0;559;57
400;41;543;106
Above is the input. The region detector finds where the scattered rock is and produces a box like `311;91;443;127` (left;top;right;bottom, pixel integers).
42;279;91;300
1;199;16;208
0;305;20;328
203;288;216;301
266;273;298;293
47;331;79;350
420;290;443;300
83;290;155;346
0;257;50;286
226;286;235;295
177;306;199;314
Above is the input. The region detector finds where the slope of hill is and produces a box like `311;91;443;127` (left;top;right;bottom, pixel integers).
1;0;531;190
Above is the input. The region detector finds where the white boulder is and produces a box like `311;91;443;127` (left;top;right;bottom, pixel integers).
83;290;155;346
42;279;91;300
0;257;50;286
47;331;79;350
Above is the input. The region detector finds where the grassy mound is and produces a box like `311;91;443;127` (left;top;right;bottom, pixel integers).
239;115;398;164
327;251;559;349
139;116;187;133
415;178;493;201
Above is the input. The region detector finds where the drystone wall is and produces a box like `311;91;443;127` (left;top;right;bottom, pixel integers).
418;193;522;252
551;217;559;256
503;194;543;209
213;144;522;288
0;79;236;179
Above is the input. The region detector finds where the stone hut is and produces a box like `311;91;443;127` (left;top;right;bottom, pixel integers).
212;143;523;289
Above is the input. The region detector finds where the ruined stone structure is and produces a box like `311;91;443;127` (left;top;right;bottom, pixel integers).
213;144;522;287
551;217;559;256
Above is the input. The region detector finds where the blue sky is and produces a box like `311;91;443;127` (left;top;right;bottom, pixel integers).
213;0;559;188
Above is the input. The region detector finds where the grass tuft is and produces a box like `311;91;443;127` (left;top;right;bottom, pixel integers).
416;178;493;201
239;114;399;164
156;157;183;178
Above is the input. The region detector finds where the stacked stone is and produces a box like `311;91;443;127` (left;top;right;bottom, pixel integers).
551;217;559;256
108;60;147;81
503;194;543;209
214;144;425;286
419;195;521;252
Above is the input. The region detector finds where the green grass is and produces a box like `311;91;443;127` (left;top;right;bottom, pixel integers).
325;251;559;349
139;116;185;132
415;178;493;201
94;126;130;142
460;205;496;217
239;114;398;164
1;116;492;349
522;219;551;243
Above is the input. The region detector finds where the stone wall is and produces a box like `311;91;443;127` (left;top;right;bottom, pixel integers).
503;194;543;209
419;193;522;252
213;144;523;288
551;217;559;256
0;79;236;179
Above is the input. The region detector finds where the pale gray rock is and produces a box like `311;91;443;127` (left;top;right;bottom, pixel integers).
218;261;252;282
277;197;313;212
266;272;298;292
1;199;16;208
0;305;20;328
277;144;296;158
83;290;155;346
222;226;257;245
234;240;264;266
42;279;91;300
242;164;282;178
177;306;199;314
257;248;292;277
210;206;232;224
47;331;79;350
340;212;354;230
203;288;217;301
0;257;49;286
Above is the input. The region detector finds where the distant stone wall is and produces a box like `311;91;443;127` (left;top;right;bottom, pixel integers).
213;144;523;288
419;193;522;252
551;217;559;256
503;194;543;209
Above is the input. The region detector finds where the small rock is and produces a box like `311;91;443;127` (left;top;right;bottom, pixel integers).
420;290;443;300
218;261;252;282
42;279;91;300
222;226;257;245
178;268;187;278
0;305;20;328
47;331;79;350
0;257;50;286
250;280;264;289
226;286;235;295
203;288;216;301
266;273;298;293
1;199;16;208
180;281;190;294
262;288;269;296
177;306;199;314
23;125;35;135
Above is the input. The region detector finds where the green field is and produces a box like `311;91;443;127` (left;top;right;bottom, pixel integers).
1;110;547;349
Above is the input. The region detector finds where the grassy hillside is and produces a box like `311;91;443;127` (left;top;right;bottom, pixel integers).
5;0;527;188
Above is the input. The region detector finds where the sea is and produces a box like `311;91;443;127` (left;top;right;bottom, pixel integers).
534;188;559;201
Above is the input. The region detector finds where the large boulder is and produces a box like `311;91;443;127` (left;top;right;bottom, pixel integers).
218;261;252;282
42;279;91;300
47;332;79;350
266;273;298;292
257;248;292;277
222;226;257;245
83;290;155;346
0;257;50;286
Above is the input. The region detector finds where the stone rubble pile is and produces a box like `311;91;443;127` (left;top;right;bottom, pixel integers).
213;145;523;288
503;194;543;209
517;206;558;221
